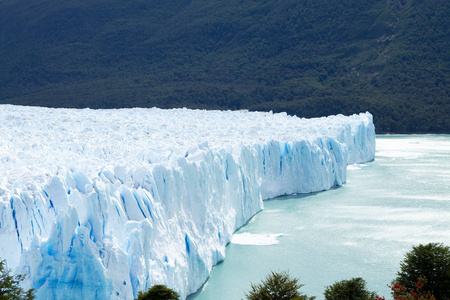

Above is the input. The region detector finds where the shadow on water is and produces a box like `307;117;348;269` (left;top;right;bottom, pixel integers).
264;186;342;203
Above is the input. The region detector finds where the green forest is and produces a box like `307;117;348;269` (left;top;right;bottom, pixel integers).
0;0;448;133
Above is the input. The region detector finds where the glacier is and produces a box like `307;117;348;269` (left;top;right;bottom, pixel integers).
0;105;375;299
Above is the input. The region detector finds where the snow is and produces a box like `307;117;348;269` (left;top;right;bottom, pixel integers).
0;105;375;299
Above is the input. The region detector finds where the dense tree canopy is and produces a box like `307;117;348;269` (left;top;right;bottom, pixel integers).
0;0;448;133
245;271;314;300
135;284;180;300
396;243;450;300
324;277;376;300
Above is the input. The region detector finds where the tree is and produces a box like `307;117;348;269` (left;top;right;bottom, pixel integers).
395;243;450;300
324;277;376;300
0;259;35;300
245;271;315;300
135;284;180;300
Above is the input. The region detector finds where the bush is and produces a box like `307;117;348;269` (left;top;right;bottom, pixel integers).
324;277;376;300
396;243;450;300
135;284;180;300
0;259;35;300
382;279;436;300
245;271;315;300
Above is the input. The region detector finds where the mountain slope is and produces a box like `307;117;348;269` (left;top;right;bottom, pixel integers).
0;0;448;133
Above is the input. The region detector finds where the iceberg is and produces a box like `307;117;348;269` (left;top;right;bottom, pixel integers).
0;105;375;299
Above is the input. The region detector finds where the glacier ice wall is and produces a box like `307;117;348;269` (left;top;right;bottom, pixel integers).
0;106;375;299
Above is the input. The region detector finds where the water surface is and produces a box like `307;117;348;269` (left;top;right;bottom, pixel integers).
188;135;450;300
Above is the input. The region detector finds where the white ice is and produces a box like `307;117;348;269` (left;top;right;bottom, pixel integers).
231;233;285;246
0;105;375;299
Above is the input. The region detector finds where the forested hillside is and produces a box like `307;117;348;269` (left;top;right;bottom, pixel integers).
0;0;448;133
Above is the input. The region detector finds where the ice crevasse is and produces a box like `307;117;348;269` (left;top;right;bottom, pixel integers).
0;105;375;299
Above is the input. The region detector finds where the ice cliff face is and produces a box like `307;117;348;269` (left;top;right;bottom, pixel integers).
0;106;375;299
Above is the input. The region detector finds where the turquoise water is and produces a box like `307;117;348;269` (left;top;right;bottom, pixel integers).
188;135;450;300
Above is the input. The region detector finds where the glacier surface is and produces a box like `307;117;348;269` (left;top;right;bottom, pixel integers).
0;105;375;299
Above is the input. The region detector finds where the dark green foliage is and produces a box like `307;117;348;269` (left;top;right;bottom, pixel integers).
136;284;180;300
324;277;376;300
396;243;450;300
245;271;315;300
0;259;35;300
0;0;448;133
135;284;180;300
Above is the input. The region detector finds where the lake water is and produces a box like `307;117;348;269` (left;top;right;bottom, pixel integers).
188;135;450;300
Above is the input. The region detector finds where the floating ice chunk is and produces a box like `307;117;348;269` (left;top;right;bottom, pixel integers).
231;232;286;245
